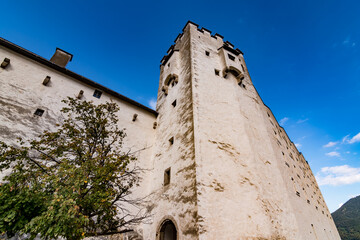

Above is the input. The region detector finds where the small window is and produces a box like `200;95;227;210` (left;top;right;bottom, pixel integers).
307;199;310;204
169;137;174;145
241;64;245;71
168;63;170;67
296;191;300;197
205;51;210;56
164;168;171;186
172;100;177;107
93;90;102;99
214;69;219;76
228;54;235;61
34;108;44;116
132;114;138;122
43;76;51;86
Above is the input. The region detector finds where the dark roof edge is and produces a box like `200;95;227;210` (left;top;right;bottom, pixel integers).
0;37;158;116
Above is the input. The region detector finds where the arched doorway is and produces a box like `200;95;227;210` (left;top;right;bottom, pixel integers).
158;219;177;240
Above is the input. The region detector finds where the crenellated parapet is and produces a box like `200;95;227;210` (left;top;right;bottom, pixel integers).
160;21;243;67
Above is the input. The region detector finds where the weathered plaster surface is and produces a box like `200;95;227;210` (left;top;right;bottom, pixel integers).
0;21;341;240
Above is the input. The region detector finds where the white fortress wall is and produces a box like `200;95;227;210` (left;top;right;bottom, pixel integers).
0;43;157;215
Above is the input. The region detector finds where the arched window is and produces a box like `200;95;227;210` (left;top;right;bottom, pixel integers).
158;219;177;240
222;66;244;85
164;74;179;87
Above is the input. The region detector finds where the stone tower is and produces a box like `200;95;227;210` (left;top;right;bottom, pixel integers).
142;21;341;240
0;21;341;240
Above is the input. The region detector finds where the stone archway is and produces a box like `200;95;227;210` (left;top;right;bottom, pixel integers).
157;219;178;240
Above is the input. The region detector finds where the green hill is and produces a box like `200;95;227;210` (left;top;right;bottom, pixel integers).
332;195;360;240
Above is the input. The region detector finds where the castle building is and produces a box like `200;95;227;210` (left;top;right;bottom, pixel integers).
0;21;340;240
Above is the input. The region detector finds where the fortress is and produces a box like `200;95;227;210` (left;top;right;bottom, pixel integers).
0;21;340;239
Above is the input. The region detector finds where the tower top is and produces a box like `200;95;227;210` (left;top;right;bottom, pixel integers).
160;21;243;66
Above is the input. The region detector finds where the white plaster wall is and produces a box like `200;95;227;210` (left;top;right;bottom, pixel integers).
141;29;200;240
0;46;157;229
186;22;341;240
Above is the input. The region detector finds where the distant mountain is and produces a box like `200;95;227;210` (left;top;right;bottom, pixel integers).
332;195;360;240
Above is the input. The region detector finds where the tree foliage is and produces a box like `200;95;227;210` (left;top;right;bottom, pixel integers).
0;98;144;239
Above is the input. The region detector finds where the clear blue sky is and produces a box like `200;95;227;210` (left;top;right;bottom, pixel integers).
1;0;360;212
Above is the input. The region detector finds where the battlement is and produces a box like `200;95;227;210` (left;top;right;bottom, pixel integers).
160;21;242;66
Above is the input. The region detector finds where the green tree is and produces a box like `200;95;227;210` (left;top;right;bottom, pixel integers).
0;98;145;239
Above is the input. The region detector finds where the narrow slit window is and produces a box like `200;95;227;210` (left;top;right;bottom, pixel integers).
205;51;210;56
214;69;220;76
93;89;102;99
132;114;138;122
228;54;235;61
34;108;44;116
296;191;300;197
172;100;177;107
169;137;174;145
164;168;171;186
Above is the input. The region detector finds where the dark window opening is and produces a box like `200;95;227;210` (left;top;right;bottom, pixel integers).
132;114;138;122
172;100;177;107
214;69;220;76
241;64;245;71
164;168;171;186
168;63;170;67
77;90;84;99
205;51;210;56
228;54;235;61
169;137;174;145
43;76;51;86
242;84;246;89
296;191;300;197
1;58;10;69
93;90;102;99
34;109;44;117
307;200;311;204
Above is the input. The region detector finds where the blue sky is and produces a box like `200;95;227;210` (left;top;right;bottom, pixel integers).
1;0;360;212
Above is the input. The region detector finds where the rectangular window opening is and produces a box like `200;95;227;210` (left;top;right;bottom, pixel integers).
164;168;171;186
228;54;235;61
172;100;177;107
214;69;220;76
169;137;174;145
93;89;102;99
205;51;210;56
34;108;44;117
